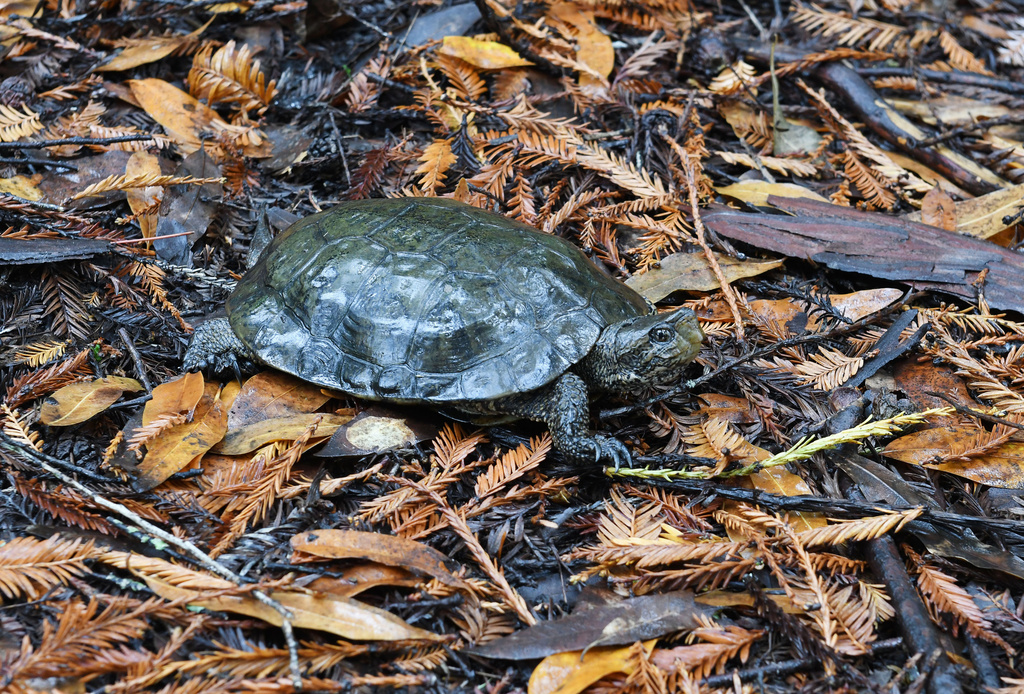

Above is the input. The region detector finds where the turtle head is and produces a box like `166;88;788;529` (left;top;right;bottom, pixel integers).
581;308;703;395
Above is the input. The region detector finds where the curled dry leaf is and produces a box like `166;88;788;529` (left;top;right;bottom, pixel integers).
40;376;143;426
145;574;443;641
527;640;657;694
291;529;469;590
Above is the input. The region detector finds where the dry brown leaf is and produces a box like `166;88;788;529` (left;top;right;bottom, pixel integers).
528;640;657;694
291;529;469;589
214;413;351;455
226;371;331;429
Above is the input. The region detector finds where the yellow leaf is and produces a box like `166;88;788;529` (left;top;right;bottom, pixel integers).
528;641;656;694
40;376;144;426
125;151;163;240
625;250;783;301
439;36;533;70
716;180;830;207
0;174;42;200
96;18;214;73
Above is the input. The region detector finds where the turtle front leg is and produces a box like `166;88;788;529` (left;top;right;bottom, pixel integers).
482;372;632;468
182;317;257;378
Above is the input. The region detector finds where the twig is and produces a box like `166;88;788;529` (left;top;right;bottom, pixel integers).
117;328;152;392
924;391;1024;432
2;444;305;689
0;135;154;149
700;637;903;688
681;147;745;342
390;476;537;626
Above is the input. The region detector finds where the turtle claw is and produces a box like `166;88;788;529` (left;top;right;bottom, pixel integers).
572;434;632;470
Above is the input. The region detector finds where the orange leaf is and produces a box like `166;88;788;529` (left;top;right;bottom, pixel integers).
134;390;228;491
143;371;204;426
528;640;655;694
128;78;228;152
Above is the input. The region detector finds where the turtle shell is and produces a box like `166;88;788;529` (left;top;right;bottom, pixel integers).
227;197;650;402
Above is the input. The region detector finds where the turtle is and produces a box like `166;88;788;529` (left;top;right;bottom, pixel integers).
183;197;703;467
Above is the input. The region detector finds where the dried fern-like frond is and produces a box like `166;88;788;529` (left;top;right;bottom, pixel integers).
793;2;908;53
0;103;43;142
71;173;224;201
2;404;42;451
939;31;989;74
507;171;537;224
4;343;104;408
474;434;550;498
842;150;897;209
437;54;486;102
415;139;456;193
598;488;666;545
916;562;1012;651
41;268;92;341
717;151;817;177
6;597;168;681
0;536;100;600
797;509;921;548
188;40;278;116
9;339;68;367
795;346;865;390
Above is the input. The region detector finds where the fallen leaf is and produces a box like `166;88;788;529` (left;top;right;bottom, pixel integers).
143;371;204;426
128;78;228;153
96;19;213;72
140;573;440;641
134;390;228;491
291;529;468;589
315;406;440;456
469;591;709;659
125;151;164;240
305;565;423;598
227;371;331;429
214;413;351;455
884;426;1024;489
921;185;956;231
716;180;830;207
439;36;533;69
826;288;904;323
40;376;144;426
0;174;42;200
908;182;1024;241
625;251;783;301
528;641;656;694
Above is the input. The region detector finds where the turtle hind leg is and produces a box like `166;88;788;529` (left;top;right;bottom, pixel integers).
182;317;257;376
464;372;632;469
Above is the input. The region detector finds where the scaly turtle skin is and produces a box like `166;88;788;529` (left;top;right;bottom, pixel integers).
183;198;703;466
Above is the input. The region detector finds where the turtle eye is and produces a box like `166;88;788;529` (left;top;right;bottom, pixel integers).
651;326;675;343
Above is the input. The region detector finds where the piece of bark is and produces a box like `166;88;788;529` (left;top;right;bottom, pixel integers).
703;197;1024;314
